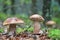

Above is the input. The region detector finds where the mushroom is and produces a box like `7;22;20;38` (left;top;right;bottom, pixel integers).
46;20;56;30
30;14;44;34
3;17;24;35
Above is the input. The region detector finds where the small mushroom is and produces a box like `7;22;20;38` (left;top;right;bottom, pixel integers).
46;20;56;30
3;17;24;35
30;14;44;34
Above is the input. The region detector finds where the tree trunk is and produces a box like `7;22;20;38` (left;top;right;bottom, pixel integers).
58;0;60;5
3;0;8;14
42;0;52;27
31;0;37;15
11;0;15;15
57;0;60;5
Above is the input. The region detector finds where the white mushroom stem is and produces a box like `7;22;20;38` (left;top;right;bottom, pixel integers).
33;21;41;34
48;25;55;30
52;25;56;28
3;26;9;34
4;27;8;33
47;26;51;30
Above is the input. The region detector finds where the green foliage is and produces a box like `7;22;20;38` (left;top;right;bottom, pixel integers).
6;0;11;5
16;28;24;34
15;14;31;25
16;26;34;34
52;17;60;24
0;13;8;20
0;0;3;3
27;27;33;32
24;0;32;4
20;0;25;5
48;29;60;39
20;0;32;5
3;0;11;5
53;6;59;12
0;28;4;33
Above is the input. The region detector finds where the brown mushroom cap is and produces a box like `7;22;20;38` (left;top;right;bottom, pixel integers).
3;17;24;26
46;21;56;26
30;14;44;22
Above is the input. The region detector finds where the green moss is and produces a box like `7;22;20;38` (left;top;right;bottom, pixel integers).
48;29;60;39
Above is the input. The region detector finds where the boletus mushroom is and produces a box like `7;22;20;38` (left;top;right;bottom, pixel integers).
3;17;24;35
30;14;44;34
46;20;56;30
